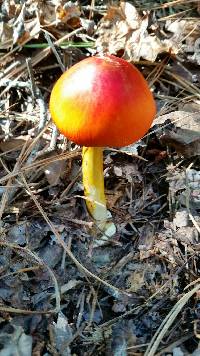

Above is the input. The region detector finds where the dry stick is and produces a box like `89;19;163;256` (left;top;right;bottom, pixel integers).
0;123;50;211
76;288;85;329
0;242;60;314
0;149;80;185
4;27;84;83
99;255;196;330
145;111;199;140
144;283;200;356
147;57;169;87
166;70;200;96
0;78;31;89
26;58;48;131
89;0;96;19
158;8;192;21
0;27;83;115
60;168;82;200
0;73;28;100
26;57;37;98
49;125;59;150
0;66;50;209
9;124;52;204
0;266;41;280
44;31;65;73
0;157;24;197
20;173;125;296
0;20;50;64
106;147;147;161
152;0;199;10
127;343;149;351
20;121;52;163
154;332;194;356
0;61;21;78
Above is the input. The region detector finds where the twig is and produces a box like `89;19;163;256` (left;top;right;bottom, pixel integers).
44;31;65;73
0;78;31;89
26;58;48;131
144;283;200;356
0;61;21;78
4;27;84;83
0;149;81;185
49;125;59;150
26;57;37;98
0;123;51;210
20;173;127;296
154;332;194;356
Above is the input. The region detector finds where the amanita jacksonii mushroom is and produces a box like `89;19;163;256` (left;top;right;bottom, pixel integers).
49;55;156;238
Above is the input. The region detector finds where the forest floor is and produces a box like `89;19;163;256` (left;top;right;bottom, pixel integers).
0;0;200;355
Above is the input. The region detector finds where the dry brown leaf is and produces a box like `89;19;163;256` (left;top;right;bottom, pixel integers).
56;1;81;24
139;224;155;260
40;2;57;25
96;1;200;63
0;3;41;48
174;226;198;245
120;1;141;30
25;18;41;39
80;18;95;35
173;209;189;228
95;2;196;62
163;19;188;54
126;32;167;62
44;160;66;186
126;270;145;292
96;2;138;57
106;190;123;210
113;163;141;182
17;31;31;45
15;17;41;45
154;111;200;157
126;263;156;292
0;136;30;152
166;167;200;217
0;22;13;49
154;235;177;266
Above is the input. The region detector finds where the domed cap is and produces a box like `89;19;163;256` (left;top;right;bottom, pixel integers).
50;55;156;147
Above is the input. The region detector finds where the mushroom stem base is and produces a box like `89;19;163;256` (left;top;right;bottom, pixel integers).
82;146;116;239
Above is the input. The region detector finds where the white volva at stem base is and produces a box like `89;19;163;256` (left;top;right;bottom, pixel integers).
82;146;116;241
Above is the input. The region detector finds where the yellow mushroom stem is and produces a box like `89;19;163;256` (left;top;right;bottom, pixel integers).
82;146;116;238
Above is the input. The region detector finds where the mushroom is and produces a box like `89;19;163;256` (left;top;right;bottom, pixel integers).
49;55;156;238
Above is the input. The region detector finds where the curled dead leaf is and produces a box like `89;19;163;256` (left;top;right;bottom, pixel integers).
0;136;30;152
0;22;13;49
96;2;196;61
154;110;200;157
56;1;81;25
44;159;66;186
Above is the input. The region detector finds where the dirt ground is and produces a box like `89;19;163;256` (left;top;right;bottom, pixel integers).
0;0;200;355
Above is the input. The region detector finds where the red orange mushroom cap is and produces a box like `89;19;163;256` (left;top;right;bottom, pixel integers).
49;55;156;147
